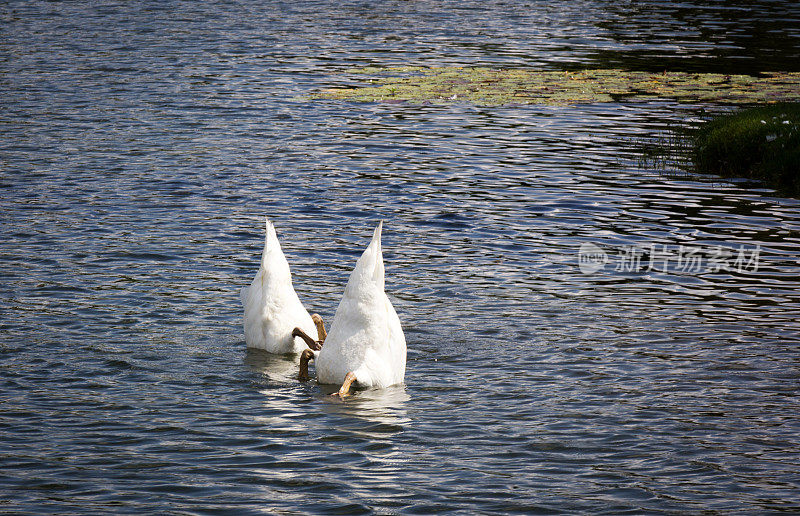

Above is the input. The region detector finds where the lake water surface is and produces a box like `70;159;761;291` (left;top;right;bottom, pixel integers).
2;1;800;513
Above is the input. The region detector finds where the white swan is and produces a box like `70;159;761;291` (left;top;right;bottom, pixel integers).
240;217;322;354
298;221;406;397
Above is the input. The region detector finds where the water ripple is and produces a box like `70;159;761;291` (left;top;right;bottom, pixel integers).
2;0;800;514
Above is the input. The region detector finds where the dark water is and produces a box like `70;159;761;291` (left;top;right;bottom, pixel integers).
2;1;800;513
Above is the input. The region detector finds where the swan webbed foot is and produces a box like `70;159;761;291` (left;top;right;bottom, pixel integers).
298;348;315;381
292;327;322;351
311;313;327;343
332;372;357;398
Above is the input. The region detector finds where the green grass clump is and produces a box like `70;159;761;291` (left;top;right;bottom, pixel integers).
692;103;800;195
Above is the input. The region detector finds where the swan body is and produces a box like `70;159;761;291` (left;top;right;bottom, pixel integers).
315;222;406;390
241;218;317;353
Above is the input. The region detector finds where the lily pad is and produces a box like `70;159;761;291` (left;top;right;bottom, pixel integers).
312;67;800;106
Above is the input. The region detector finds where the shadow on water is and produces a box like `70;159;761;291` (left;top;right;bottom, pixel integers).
588;0;800;74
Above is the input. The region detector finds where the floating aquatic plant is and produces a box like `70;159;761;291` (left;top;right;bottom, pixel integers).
312;67;800;106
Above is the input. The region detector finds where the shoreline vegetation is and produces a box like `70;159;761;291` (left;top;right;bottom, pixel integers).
314;67;800;196
691;104;799;196
638;104;800;196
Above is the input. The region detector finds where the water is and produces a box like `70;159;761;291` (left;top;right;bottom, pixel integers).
2;1;800;513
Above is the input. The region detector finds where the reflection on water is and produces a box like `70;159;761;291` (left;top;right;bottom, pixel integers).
245;349;302;384
318;385;411;431
1;0;800;513
249;349;411;431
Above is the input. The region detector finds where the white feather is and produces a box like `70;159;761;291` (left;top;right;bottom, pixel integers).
241;218;317;353
316;222;406;389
